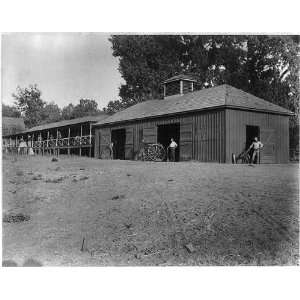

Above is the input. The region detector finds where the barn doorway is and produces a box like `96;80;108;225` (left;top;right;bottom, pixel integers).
157;123;180;161
246;125;260;162
111;128;126;159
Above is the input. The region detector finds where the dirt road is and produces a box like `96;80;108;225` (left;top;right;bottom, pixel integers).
2;155;299;266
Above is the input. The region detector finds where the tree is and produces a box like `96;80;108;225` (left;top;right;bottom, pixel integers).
40;102;62;124
61;103;75;120
109;35;186;109
103;98;136;114
71;98;100;118
107;35;299;122
2;103;21;118
12;84;45;128
61;99;100;119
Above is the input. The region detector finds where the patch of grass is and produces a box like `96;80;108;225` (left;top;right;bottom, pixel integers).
111;194;125;200
2;260;18;267
23;258;43;267
3;213;30;223
45;176;66;183
32;174;43;180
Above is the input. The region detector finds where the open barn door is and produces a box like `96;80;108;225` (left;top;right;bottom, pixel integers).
99;128;111;159
125;127;134;159
260;129;276;163
180;122;193;161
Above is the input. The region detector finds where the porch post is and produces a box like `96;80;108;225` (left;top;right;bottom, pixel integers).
68;127;71;156
32;133;35;154
47;131;49;155
56;129;59;156
41;133;44;156
180;80;183;95
89;123;92;157
79;124;82;156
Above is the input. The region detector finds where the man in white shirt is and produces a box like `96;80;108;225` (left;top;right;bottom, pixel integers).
168;138;178;162
248;137;263;164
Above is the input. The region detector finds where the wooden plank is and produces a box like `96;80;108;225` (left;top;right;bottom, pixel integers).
125;145;134;160
99;128;111;159
125;127;134;145
180;122;193;160
260;128;275;163
143;125;156;144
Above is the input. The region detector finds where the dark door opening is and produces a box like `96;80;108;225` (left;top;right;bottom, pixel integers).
111;128;126;159
246;125;260;162
157;123;180;161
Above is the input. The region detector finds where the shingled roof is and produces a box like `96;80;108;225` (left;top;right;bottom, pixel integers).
24;114;108;133
94;84;292;127
3;113;108;136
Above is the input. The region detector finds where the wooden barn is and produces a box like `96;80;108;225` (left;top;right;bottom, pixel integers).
93;75;292;163
3;113;108;157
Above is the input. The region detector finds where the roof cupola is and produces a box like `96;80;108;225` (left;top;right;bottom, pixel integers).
163;74;197;98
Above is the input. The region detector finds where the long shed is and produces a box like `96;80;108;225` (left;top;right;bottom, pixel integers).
3;114;108;157
93;75;292;163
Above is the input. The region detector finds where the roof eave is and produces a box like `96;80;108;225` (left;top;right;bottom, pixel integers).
93;105;292;128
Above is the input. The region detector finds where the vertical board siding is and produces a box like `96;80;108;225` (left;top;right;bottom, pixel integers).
97;110;226;162
94;128;100;158
225;109;289;163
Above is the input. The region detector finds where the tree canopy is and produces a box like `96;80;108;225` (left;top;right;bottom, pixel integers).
13;84;46;128
105;35;299;126
2;103;21;118
11;84;102;128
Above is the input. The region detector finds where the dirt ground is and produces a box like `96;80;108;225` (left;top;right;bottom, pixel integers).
2;155;299;266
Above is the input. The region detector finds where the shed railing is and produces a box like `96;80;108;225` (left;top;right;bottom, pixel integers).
4;135;94;150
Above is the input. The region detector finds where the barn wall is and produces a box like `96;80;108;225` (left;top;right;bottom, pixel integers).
225;109;289;163
95;109;226;162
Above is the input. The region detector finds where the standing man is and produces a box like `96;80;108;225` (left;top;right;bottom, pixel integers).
247;137;263;165
168;138;178;162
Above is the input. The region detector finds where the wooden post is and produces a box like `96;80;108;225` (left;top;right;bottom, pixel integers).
68;127;71;156
41;133;44;156
47;131;49;155
56;129;58;156
180;80;183;95
89;123;92;157
32;133;34;155
79;124;82;156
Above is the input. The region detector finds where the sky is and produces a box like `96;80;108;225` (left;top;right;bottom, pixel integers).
1;33;124;110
